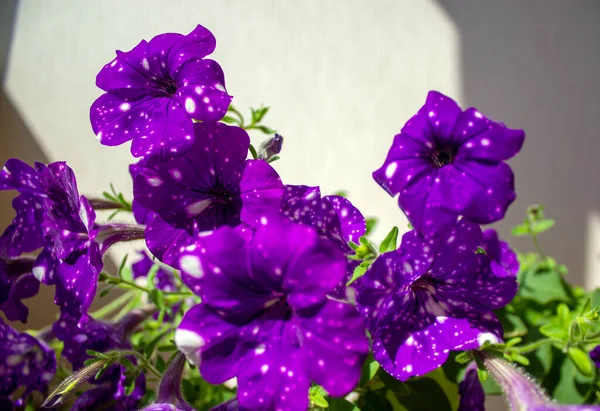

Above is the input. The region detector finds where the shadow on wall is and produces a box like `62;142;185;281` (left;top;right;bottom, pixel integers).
439;0;600;288
0;91;59;330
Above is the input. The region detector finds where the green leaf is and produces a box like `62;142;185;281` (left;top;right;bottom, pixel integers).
362;391;392;411
254;125;276;135
475;246;487;255
511;353;530;366
86;349;107;358
157;344;177;352
426;368;460;411
252;106;270;123
309;385;329;407
379;227;399;253
83;358;103;366
347;261;370;285
454;351;472;364
567;347;594;377
248;144;258;160
328;397;361;411
99;288;111;298
221;115;240;125
481;372;503;395
359;354;380;386
155;355;167;374
118;255;128;279
144;330;170;358
550;350;594;404
518;263;571;305
125;375;137;396
384;372;453;411
531;219;555;234
497;309;528;338
365;218;377;236
579;297;592;317
267;155;280;163
148;289;165;310
539;323;568;341
511;224;530;237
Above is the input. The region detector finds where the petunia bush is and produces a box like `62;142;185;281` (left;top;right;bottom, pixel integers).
2;24;600;411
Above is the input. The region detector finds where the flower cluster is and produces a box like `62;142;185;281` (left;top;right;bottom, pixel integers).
6;21;600;411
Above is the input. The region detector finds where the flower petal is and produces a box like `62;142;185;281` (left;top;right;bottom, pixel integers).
239;160;284;228
297;300;368;396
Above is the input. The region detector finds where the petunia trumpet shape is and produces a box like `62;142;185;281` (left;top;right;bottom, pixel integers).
478;352;600;411
140;353;194;411
90;24;232;157
373;91;525;236
175;219;368;411
355;219;518;380
133;121;283;266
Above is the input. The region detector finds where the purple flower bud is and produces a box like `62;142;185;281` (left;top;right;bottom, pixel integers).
479;352;600;410
458;363;485;411
140;353;194;411
258;134;283;160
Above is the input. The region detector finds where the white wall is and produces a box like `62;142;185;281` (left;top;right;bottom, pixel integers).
4;0;600;311
3;0;460;242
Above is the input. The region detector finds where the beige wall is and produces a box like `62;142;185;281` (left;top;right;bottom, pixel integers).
4;2;600;409
3;0;600;322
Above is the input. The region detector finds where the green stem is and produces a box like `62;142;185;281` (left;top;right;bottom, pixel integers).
109;276;193;296
90;291;135;318
118;350;162;378
512;338;553;354
227;105;245;127
531;234;547;260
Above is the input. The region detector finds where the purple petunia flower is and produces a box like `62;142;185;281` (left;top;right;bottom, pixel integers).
1;159;146;323
90;24;232;157
0;255;39;323
355;219;518;380
458;363;485;411
373;91;525;236
175;219;368;411
481;228;520;278
140;353;194;411
0;319;56;407
590;345;600;368
132;121;283;266
281;185;366;298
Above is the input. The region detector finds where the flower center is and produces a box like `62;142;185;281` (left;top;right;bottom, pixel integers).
411;275;435;292
263;296;293;321
157;78;178;97
431;146;455;168
209;186;233;205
